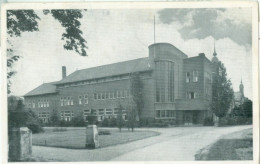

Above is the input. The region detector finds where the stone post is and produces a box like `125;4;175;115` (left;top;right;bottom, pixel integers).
85;125;99;149
9;127;32;161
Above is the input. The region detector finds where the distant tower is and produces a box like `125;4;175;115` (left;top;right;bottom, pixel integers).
239;78;244;96
211;39;219;63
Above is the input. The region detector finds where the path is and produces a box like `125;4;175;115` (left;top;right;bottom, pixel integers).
32;125;252;161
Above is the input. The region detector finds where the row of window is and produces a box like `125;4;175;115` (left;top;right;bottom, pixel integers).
61;111;74;121
186;71;198;83
156;110;176;118
60;97;74;106
27;100;51;109
94;90;130;100
38;112;50;123
83;108;127;116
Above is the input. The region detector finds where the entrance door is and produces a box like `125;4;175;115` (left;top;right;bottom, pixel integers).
184;111;193;125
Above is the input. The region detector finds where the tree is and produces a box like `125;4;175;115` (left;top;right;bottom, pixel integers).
211;61;234;126
127;99;137;132
130;72;144;120
8;96;43;133
117;104;124;132
86;109;97;125
7;9;88;94
71;113;86;127
49;109;60;127
241;99;252;118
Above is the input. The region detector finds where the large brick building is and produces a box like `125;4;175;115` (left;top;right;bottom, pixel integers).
24;43;215;125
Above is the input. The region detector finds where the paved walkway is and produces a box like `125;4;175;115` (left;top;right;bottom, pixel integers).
32;125;252;161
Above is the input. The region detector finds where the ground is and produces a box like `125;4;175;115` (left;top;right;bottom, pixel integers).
33;128;159;149
32;125;252;161
195;128;253;160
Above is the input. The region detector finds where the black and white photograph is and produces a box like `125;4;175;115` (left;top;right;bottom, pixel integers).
1;1;259;163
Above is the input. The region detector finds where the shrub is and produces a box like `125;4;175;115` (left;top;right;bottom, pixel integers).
100;118;110;127
27;122;44;133
109;117;117;127
71;115;86;127
53;127;67;132
203;117;214;126
98;129;111;135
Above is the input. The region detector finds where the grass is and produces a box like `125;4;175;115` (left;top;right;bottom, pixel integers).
195;128;253;160
32;128;160;149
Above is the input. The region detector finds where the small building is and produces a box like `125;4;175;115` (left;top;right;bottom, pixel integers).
234;80;245;107
24;42;215;125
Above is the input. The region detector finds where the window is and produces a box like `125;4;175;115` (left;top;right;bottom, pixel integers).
79;96;82;104
102;92;105;100
108;92;112;99
105;92;109;99
156;110;160;117
63;111;74;121
60;98;63;106
84;109;90;120
155;61;174;102
70;97;74;105
84;95;88;104
113;108;119;115
38;100;40;108
67;97;70;106
39;112;50;123
193;71;198;82
156;110;176;118
117;91;120;98
113;91;116;99
122;90;125;98
32;101;35;108
105;109;112;115
98;93;101;100
98;109;105;115
186;72;191;83
187;92;196;99
46;100;49;107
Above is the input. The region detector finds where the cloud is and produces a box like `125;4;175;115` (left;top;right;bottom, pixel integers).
158;8;251;48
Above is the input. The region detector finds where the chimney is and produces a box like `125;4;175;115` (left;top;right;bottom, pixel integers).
62;66;66;79
199;53;205;57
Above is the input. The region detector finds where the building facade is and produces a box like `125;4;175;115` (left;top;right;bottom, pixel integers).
24;43;215;125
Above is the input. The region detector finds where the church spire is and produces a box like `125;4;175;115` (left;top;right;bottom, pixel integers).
239;77;244;96
211;38;219;63
213;39;217;57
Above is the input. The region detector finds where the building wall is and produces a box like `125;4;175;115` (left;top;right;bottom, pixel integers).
24;43;214;125
24;94;58;123
55;72;154;120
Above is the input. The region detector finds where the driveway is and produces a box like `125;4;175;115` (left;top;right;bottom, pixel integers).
32;125;252;161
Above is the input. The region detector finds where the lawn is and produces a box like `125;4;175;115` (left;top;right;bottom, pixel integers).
195;128;253;160
32;128;160;149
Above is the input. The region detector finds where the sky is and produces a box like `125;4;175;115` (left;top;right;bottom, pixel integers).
8;7;253;99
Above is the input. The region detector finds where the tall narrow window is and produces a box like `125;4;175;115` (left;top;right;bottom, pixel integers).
105;92;109;99
186;72;191;83
102;92;105;100
155;61;174;102
70;97;74;105
193;71;198;82
60;98;63;106
84;95;88;104
94;93;97;100
98;93;101;100
79;96;82;105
